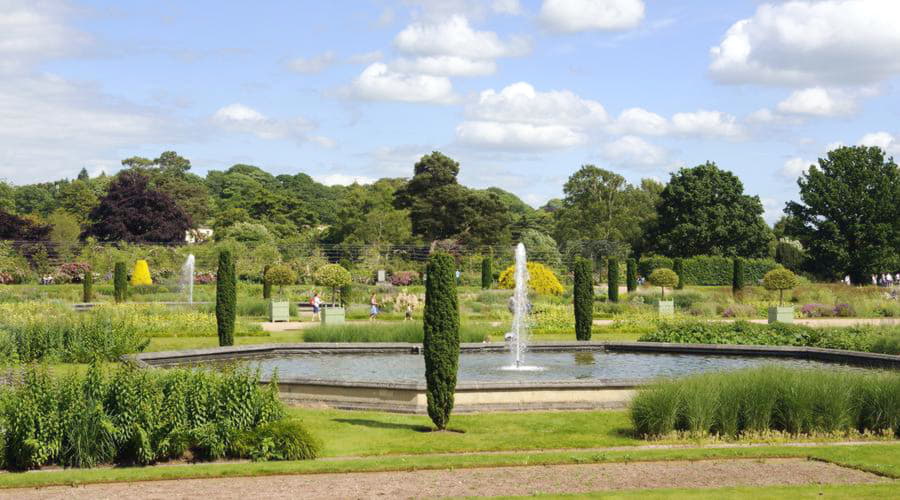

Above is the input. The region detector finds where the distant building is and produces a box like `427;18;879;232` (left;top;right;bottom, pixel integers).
185;228;213;244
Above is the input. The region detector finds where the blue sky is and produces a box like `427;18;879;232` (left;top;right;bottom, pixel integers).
3;0;900;223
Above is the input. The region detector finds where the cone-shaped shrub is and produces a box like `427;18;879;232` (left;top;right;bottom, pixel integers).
607;257;620;303
113;262;127;303
423;252;459;430
130;259;152;286
673;258;684;289
262;265;272;299
82;269;93;303
481;255;492;289
732;258;744;296
573;257;593;341
216;250;236;346
626;258;637;292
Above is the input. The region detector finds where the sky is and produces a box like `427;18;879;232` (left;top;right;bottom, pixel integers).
2;0;900;223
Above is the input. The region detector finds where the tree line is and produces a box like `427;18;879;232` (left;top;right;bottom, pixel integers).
1;146;898;284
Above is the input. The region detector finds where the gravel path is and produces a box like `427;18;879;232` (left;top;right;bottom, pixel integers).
4;458;888;499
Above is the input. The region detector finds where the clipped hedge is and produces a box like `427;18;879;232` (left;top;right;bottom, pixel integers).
638;255;778;286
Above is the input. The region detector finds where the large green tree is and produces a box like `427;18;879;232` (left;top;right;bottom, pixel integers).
785;146;900;283
650;162;772;257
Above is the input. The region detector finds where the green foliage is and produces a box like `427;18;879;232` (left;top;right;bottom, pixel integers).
775;239;806;272
216;250;236;346
303;323;490;343
607;257;620;302
638;255;777;286
0;365;302;470
631;366;900;438
423;252;459;430
261;265;271;299
82;269;93;303
314;264;352;304
763;267;800;305
480;255;492;289
518;229;561;268
573;257;593;341
732;258;744;294
649;162;773;258
785;146;900;283
626;258;637;292
498;262;564;296
672;258;684;290
113;262;127;303
264;265;296;287
648;268;678;299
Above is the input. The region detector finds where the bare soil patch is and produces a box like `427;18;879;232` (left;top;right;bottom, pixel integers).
3;458;888;499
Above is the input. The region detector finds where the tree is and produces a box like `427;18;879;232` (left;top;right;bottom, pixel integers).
481;255;492;289
649;268;678;299
775;240;805;273
519;229;561;268
732;258;744;296
673;258;684;290
114;262;128;304
14;184;57;216
82;267;93;303
554;165;629;244
264;264;296;299
58;180;98;223
83;171;192;243
573;257;593;341
784;146;900;284
763;267;799;306
216;250;236;346
607;257;620;302
77;168;90;181
423;252;459;430
0;210;50;241
314;264;352;305
626;258;637;292
650;162;773;257
262;264;272;299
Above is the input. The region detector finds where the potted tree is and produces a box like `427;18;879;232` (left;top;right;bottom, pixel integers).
264;264;296;322
763;267;799;324
648;268;679;317
314;264;352;325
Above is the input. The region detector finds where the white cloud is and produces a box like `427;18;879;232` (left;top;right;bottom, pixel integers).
0;0;89;73
609;107;667;135
286;51;337;74
780;157;813;179
492;0;522;15
212;103;333;146
456;82;608;149
859;132;900;155
710;0;900;86
394;15;529;60
315;174;376;186
600;135;670;169
539;0;645;33
348;62;456;104
776;87;856;117
671;110;744;139
348;51;383;64
391;56;496;76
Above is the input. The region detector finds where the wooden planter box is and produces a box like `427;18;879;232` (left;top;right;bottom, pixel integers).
658;300;674;317
321;306;346;325
768;306;794;324
269;300;290;322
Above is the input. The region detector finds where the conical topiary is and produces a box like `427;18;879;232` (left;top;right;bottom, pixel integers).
423;252;459;430
131;259;152;286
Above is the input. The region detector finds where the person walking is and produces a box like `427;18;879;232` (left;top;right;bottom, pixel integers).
311;291;322;322
369;293;379;321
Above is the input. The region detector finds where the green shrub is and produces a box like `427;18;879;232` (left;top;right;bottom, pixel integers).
82;270;93;303
262;265;272;300
626;258;637;292
481;255;492;289
639;255;778;286
216;250;236;346
648;268;678;299
0;364;303;470
672;258;684;290
763;267;800;306
631;366;900;439
732;258;744;295
113;262;127;303
607;257;620;303
423;252;459;430
314;264;352;305
871;332;900;355
573;257;593;341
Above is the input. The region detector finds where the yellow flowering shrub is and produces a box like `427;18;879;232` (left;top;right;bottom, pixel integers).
498;262;564;296
131;260;153;286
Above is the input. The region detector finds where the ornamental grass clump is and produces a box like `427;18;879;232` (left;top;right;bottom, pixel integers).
648;268;678;299
0;364;317;470
631;366;900;439
763;267;800;306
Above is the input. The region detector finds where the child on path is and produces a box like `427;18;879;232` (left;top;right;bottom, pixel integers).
369;293;379;321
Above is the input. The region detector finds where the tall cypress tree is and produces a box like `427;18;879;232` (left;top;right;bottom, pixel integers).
732;258;744;296
673;258;684;290
262;264;272;299
113;262;127;303
480;254;492;289
626;258;637;292
573;257;593;341
82;269;93;303
607;257;620;303
216;250;236;346
423;252;459;430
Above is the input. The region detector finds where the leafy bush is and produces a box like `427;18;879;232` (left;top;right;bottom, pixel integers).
0;364;311;470
314;264;352;304
481;256;492;290
871;333;900;355
54;262;91;284
390;271;419;286
573;257;592;341
639;255;778;286
498;262;564;296
265;264;296;287
114;262;127;303
763;267;800;306
631;367;900;438
648;268;678;299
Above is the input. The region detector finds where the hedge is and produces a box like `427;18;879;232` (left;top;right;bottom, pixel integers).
638;255;778;286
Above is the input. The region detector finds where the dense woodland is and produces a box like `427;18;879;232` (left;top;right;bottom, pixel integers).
0;146;898;284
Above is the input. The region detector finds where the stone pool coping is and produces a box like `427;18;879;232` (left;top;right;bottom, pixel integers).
126;342;900;413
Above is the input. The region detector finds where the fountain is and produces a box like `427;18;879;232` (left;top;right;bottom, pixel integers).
502;243;542;371
180;254;195;304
